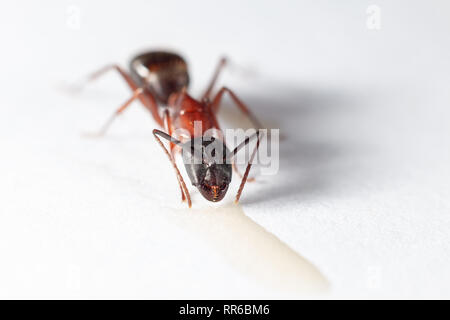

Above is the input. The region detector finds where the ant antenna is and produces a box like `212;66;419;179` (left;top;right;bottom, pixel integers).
224;130;262;162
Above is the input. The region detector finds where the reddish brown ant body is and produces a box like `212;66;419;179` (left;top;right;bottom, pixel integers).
80;51;264;207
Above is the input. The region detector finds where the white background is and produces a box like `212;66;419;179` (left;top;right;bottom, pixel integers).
0;0;449;298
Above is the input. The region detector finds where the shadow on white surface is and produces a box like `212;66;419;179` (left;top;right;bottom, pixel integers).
218;82;371;206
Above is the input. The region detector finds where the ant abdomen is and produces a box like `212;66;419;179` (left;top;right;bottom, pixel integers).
129;51;190;104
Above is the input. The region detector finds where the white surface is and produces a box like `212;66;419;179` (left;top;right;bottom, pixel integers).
1;0;450;298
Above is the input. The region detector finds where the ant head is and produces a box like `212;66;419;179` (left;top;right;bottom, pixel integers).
182;137;232;202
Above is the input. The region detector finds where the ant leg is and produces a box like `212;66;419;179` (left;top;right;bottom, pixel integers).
234;130;263;204
84;88;144;137
162;109;187;202
232;160;255;182
222;140;256;183
201;57;227;101
153;129;192;208
211;86;264;180
210;86;264;129
71;64;137;94
78;64;163;127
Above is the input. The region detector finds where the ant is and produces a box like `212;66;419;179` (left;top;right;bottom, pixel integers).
78;51;265;208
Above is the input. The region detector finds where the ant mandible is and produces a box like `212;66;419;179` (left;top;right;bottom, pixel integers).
79;51;264;208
